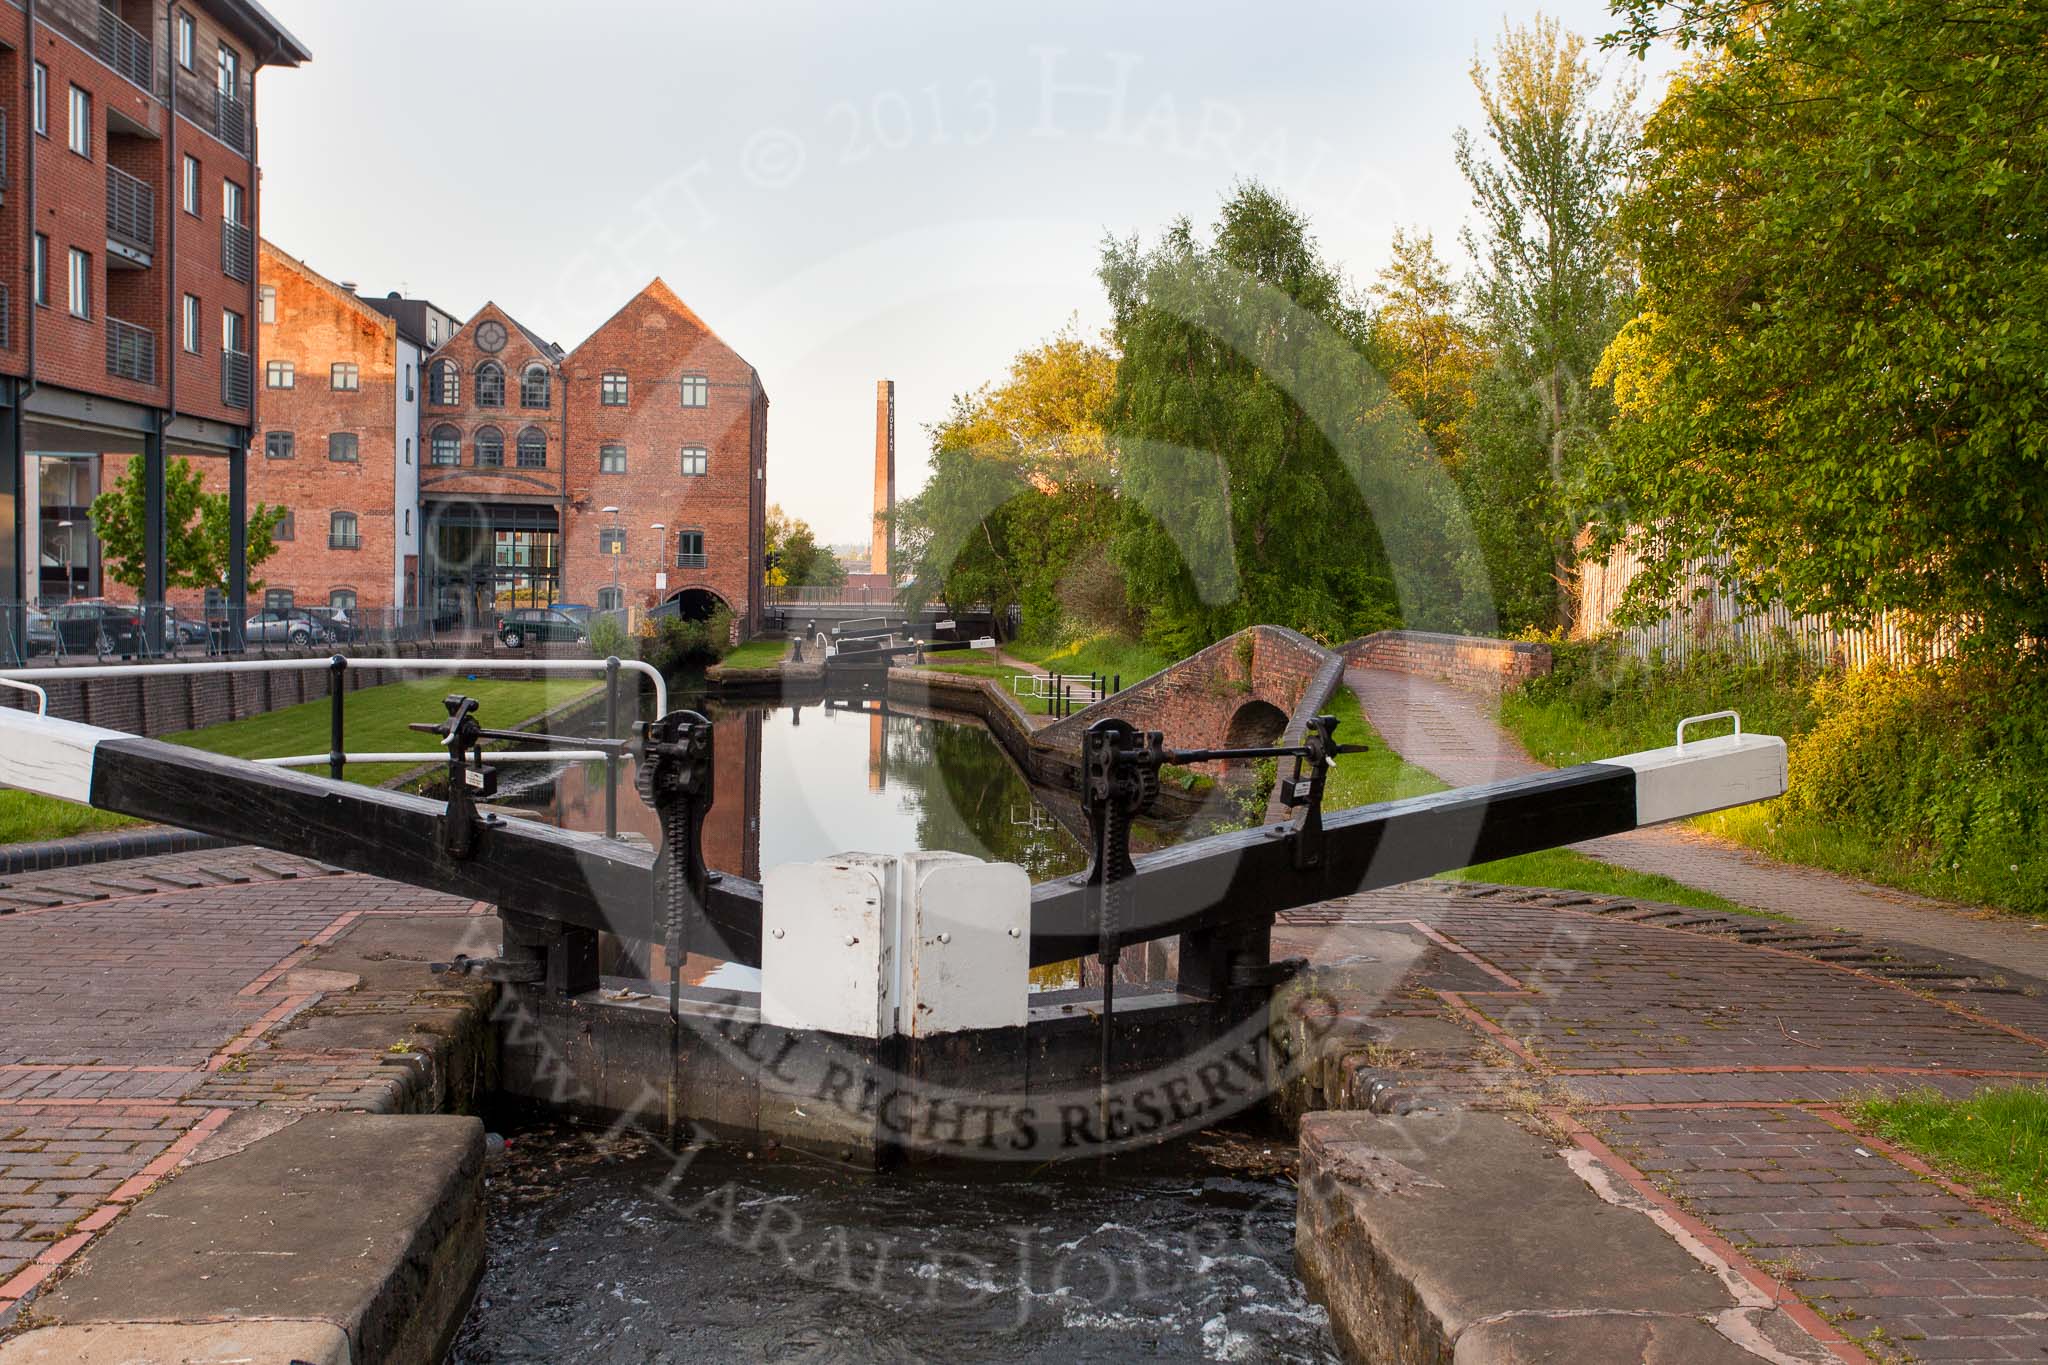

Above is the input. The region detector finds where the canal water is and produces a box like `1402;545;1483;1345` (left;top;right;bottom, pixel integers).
455;691;1338;1362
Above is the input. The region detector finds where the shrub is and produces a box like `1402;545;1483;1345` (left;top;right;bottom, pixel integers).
585;614;632;661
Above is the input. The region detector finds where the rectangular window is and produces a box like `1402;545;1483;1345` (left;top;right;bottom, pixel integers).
599;529;626;556
264;430;294;460
680;446;708;476
266;360;294;388
404;437;412;466
264;587;294;609
599;443;627;474
330;588;357;611
32;65;46;137
218;44;240;99
328;433;359;463
182;155;201;215
600;372;628;405
260;285;276;323
676;530;705;567
404;364;413;400
177;12;195;68
32;236;48;308
331;363;359;391
430;430;459;465
329;512;359;550
67;249;90;319
680;374;709;407
67;86;90;158
273;513;294;544
223;179;245;226
222;309;245;353
427;316;440;344
182;294;200;353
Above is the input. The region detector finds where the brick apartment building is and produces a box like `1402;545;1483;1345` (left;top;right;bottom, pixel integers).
247;270;769;635
0;0;309;623
246;241;424;614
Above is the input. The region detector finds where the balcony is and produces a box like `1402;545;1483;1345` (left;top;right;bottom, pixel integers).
676;552;708;570
0;109;9;190
221;220;253;283
329;533;361;550
222;349;251;409
107;318;155;385
97;7;152;90
105;165;154;265
214;88;248;153
0;286;12;351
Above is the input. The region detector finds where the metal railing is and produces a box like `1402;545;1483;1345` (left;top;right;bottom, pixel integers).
222;348;251;408
214;89;248;152
0;603;520;666
106;165;154;255
222;220;254;282
0;655;664;840
107;318;155;384
97;6;152;89
675;552;708;569
0;286;12;352
0;108;10;189
768;584;902;606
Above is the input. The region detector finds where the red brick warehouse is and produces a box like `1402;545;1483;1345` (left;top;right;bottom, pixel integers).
0;0;310;625
256;277;770;636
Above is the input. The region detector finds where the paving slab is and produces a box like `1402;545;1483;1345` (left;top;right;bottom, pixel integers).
0;1318;348;1364
30;1113;485;1365
1297;1108;1834;1363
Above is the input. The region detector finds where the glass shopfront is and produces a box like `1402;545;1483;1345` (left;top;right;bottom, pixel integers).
424;499;561;629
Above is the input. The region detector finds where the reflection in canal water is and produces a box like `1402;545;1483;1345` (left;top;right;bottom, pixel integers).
526;698;1088;883
452;1124;1338;1364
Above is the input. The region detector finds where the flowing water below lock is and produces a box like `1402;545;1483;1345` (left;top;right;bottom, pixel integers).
453;690;1336;1361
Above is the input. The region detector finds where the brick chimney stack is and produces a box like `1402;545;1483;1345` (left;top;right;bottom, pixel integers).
872;380;895;578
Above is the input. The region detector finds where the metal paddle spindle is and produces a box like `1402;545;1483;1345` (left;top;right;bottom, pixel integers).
634;711;716;1030
1079;713;1366;1139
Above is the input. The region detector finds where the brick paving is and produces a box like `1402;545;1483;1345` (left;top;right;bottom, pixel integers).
1347;666;2048;983
0;849;478;1314
1280;881;2048;1363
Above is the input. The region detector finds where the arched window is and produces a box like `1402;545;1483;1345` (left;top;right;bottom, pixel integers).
474;426;504;467
475;362;505;408
596;586;624;611
515;427;547;468
430;359;459;405
429;425;459;465
520;363;551;408
329;512;359;549
329;588;357;611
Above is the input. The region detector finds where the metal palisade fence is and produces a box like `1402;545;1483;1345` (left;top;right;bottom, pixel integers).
1577;543;1955;671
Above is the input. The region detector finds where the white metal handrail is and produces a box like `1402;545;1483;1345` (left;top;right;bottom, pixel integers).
259;749;611;769
0;655;667;716
0;677;48;715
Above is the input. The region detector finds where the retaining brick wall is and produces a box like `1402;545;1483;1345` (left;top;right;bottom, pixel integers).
1340;630;1551;694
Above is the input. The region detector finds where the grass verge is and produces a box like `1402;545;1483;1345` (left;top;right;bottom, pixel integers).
717;639;789;669
0;675;596;846
1850;1086;2048;1228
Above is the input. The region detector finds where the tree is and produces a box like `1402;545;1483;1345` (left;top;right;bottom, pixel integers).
1589;0;2048;650
1100;183;1484;652
1455;16;1639;629
1366;229;1484;468
895;325;1120;639
764;505;845;590
90;455;283;597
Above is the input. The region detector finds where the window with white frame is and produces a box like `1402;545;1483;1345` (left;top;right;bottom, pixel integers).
267;360;294;388
331;363;359;391
32;65;46;137
182;155;200;215
67;249;90;319
177;12;195;68
66;86;88;158
182;294;200;353
259;285;276;323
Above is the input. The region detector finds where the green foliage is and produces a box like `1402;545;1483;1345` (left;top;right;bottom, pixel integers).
1502;645;2048;914
765;506;845;590
895;326;1120;641
1591;0;2048;651
1456;17;1639;632
638;606;735;675
585;614;632;661
1101;182;1484;653
90;455;283;596
1851;1086;2048;1228
718;638;789;670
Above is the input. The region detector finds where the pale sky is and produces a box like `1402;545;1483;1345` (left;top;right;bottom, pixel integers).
256;1;1662;545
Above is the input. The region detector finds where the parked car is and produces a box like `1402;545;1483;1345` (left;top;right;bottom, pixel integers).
497;607;587;649
21;608;57;658
164;608;211;648
303;606;358;643
47;601;144;657
244;607;331;647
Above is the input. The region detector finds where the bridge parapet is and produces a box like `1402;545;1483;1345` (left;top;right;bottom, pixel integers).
1040;625;1341;774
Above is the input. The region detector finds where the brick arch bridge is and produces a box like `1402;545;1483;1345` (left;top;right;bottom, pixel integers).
1040;625;1344;776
